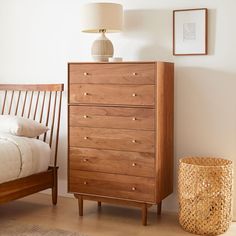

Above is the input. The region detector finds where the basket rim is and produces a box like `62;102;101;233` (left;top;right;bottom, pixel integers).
179;156;233;167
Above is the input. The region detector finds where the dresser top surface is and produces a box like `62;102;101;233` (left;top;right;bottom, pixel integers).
68;61;173;65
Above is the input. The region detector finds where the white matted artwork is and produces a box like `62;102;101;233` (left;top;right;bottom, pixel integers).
173;8;208;55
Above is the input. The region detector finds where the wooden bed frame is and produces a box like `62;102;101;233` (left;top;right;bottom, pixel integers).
0;84;64;205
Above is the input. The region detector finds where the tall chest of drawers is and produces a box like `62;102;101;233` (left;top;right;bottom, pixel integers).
68;62;174;225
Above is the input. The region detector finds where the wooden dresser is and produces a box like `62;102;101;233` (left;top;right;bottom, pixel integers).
68;62;174;225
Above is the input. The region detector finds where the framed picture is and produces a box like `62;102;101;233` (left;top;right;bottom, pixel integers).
173;8;208;55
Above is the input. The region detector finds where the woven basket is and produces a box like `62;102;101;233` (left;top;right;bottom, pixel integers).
178;157;233;235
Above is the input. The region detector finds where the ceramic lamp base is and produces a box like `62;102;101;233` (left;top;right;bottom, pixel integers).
91;32;114;62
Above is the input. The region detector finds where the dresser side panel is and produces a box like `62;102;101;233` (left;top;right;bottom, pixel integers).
155;62;174;202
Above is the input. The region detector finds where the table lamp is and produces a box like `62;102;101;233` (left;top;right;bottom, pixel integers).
81;2;123;62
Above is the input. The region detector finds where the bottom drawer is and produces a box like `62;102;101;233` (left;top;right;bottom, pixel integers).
69;170;155;203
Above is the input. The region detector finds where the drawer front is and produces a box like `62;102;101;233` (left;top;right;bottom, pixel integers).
69;170;155;202
69;127;155;153
69;147;155;177
69;106;155;131
69;84;154;106
69;63;155;84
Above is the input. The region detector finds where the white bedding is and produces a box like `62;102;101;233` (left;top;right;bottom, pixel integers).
0;132;51;184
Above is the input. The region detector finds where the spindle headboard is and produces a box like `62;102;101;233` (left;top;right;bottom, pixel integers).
0;84;64;167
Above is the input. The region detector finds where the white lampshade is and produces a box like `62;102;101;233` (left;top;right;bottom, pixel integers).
80;3;123;33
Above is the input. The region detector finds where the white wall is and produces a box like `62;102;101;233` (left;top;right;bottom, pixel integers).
1;0;236;217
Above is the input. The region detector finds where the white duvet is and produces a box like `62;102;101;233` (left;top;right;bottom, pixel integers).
0;132;51;184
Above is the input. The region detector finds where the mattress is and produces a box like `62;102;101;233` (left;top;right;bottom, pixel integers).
0;132;51;184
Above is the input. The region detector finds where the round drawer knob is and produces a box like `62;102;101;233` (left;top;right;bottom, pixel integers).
84;136;88;140
132;117;136;121
83;158;88;162
84;181;87;185
132;163;137;167
132;93;137;97
132;72;137;76
132;139;136;143
132;187;136;191
83;115;88;119
83;72;88;76
84;92;88;96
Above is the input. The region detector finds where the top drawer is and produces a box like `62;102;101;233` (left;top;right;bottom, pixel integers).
69;84;154;106
69;63;155;85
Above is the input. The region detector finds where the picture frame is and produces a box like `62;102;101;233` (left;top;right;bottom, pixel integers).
173;8;208;56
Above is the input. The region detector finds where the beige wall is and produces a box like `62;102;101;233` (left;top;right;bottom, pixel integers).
0;0;236;218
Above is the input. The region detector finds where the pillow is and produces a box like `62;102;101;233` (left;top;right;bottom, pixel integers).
0;115;49;138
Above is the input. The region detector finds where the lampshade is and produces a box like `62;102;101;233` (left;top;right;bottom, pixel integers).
80;3;123;33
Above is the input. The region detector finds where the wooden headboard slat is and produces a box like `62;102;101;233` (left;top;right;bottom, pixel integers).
49;91;57;148
39;91;46;123
27;91;34;118
2;91;7;114
21;91;28;116
8;91;14;115
15;91;21;115
33;91;40;120
44;91;52;142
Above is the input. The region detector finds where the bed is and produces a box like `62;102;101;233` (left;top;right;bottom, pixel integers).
0;84;63;205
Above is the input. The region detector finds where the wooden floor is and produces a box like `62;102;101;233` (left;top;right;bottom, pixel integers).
0;193;235;236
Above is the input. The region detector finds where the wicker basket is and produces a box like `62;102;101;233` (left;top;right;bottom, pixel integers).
178;157;233;235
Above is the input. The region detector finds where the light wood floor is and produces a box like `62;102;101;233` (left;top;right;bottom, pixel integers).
0;193;235;236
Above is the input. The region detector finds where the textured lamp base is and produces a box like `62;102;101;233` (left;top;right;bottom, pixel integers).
91;32;114;62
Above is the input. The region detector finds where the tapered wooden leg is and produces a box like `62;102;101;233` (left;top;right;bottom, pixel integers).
52;167;58;205
78;195;83;216
98;201;101;207
52;185;57;205
157;201;162;215
142;203;147;226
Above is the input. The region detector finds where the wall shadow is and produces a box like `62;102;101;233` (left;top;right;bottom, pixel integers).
168;66;236;214
123;9;174;61
208;9;216;55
